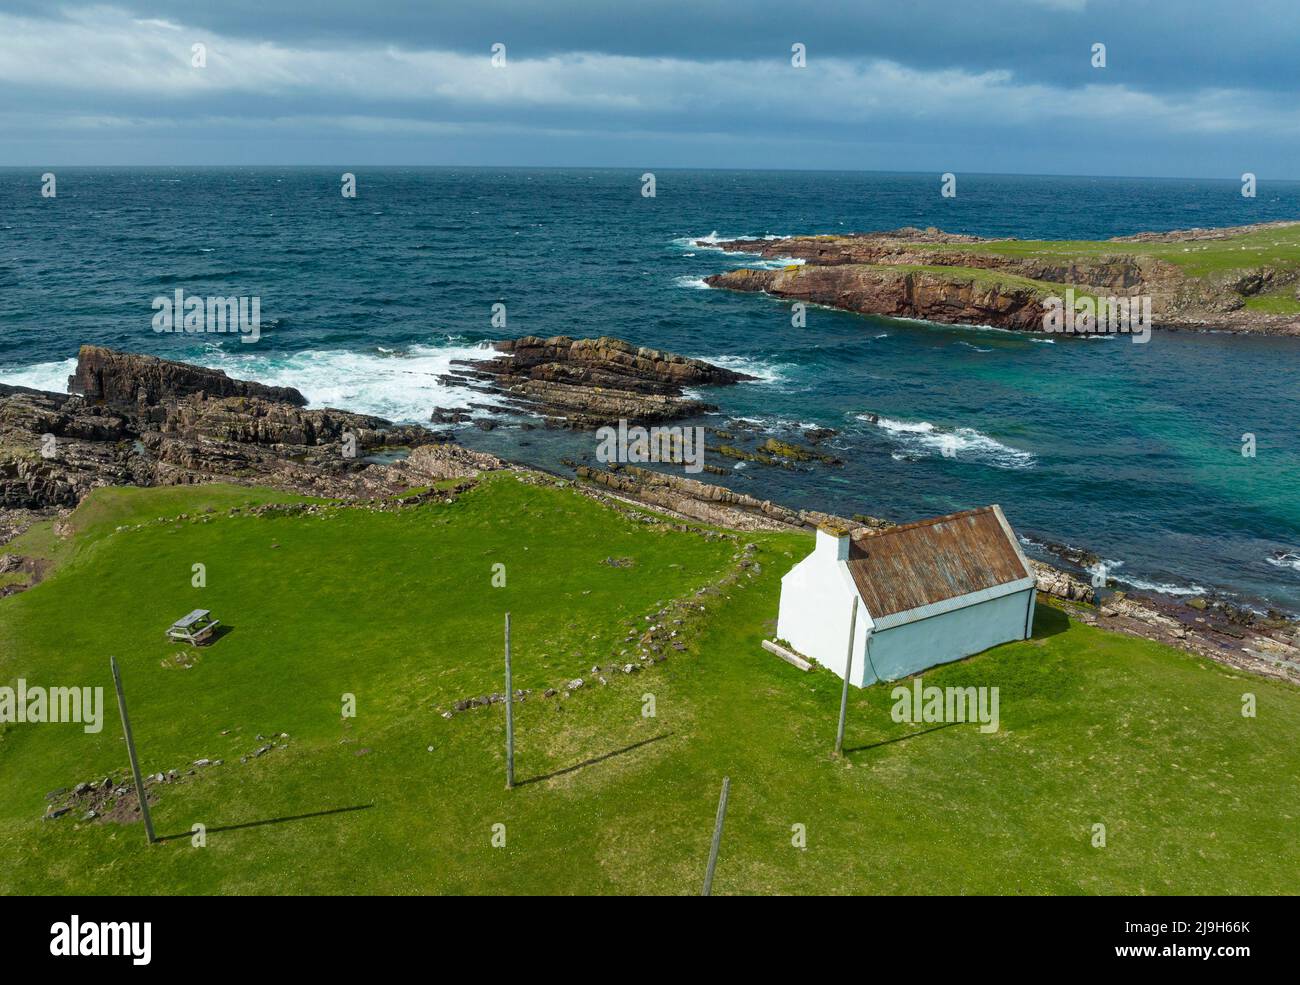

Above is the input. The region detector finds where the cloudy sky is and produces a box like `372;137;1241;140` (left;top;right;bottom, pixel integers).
3;1;1298;176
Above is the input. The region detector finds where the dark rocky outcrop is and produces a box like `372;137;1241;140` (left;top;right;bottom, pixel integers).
441;335;753;427
1;348;443;516
0;382;138;509
69;345;307;407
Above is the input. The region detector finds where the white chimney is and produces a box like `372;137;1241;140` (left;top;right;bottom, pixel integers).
815;524;852;563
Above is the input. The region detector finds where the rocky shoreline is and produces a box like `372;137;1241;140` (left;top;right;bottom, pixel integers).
701;222;1300;336
2;343;1297;683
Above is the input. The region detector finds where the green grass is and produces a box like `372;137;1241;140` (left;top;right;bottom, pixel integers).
1243;288;1300;314
917;223;1300;279
1;475;1297;894
3;483;317;575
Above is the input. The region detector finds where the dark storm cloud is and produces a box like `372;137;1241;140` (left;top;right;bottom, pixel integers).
20;0;1298;93
2;1;1298;175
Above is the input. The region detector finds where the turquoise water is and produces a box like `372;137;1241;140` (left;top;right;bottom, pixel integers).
1;167;1298;610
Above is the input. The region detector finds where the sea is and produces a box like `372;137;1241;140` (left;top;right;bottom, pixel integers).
2;167;1298;613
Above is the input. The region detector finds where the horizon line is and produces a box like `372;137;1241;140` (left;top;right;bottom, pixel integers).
2;164;1297;183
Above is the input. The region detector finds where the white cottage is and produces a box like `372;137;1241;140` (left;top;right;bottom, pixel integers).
776;505;1037;686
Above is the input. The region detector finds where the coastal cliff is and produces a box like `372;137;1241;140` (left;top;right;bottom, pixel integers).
703;221;1300;335
707;264;1048;331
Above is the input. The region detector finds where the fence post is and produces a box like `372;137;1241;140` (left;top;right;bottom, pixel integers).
702;776;730;896
110;656;155;844
504;613;514;790
835;598;859;757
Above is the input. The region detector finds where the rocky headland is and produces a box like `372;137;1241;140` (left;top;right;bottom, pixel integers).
702;221;1300;336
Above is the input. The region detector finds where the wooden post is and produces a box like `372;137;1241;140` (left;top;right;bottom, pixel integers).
701;776;730;896
834;598;858;757
109;656;155;844
504;612;514;790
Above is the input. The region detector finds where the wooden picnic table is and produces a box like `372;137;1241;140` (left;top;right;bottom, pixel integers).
166;609;220;646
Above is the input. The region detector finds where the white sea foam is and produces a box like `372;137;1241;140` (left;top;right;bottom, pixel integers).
697;354;790;384
884;314;1020;335
191;342;500;424
673;275;711;290
1267;552;1300;573
1122;577;1207;596
686;231;792;248
744;256;806;270
859;413;1036;470
728;413;825;431
1023;537;1215;599
1087;558;1206;597
0;357;77;393
956;341;992;353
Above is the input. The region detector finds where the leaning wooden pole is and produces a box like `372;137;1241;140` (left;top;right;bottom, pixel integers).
504;612;515;790
701;776;730;896
110;656;155;844
834;599;859;757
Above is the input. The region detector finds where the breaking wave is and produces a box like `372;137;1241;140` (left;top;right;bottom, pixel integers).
745;256;806;270
1267;552;1300;573
0;357;77;393
1086;558;1207;597
195;342;500;424
0;343;505;427
683;231;792;249
673;275;711;290
696;354;790;384
858;413;1036;470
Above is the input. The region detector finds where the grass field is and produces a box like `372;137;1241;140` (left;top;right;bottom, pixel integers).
921;222;1300;279
1;474;1297;894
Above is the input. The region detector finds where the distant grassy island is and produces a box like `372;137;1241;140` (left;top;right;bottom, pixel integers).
703;220;1300;336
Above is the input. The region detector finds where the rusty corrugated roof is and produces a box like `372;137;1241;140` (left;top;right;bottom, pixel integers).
846;505;1033;619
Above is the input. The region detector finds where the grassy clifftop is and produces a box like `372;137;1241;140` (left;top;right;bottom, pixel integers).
923;222;1300;277
706;221;1300;332
1;474;1297;894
